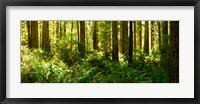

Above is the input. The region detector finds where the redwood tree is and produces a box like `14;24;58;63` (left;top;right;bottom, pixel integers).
169;21;179;83
122;21;128;54
144;21;149;55
112;21;119;61
128;21;133;65
26;21;31;48
93;21;99;50
42;21;50;51
31;21;38;49
79;21;85;56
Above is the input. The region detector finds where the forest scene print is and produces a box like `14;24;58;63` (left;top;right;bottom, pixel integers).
21;21;179;83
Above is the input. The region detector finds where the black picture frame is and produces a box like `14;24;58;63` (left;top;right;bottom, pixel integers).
0;0;199;104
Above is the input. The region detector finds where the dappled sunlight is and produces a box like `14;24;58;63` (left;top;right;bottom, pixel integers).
21;21;179;83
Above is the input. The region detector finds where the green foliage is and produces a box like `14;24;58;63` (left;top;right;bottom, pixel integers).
21;21;172;83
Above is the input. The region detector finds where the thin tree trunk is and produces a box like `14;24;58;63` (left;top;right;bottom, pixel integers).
64;21;67;37
26;21;31;48
144;21;149;55
139;21;142;49
93;21;99;50
70;21;73;52
77;21;80;52
136;21;142;49
134;21;136;50
151;21;155;52
128;21;133;65
158;21;161;55
60;21;63;39
56;21;60;42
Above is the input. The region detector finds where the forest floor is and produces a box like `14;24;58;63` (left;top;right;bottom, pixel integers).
21;46;169;83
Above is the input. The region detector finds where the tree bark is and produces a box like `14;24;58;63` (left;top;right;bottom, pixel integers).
56;21;60;41
136;21;142;49
93;21;99;50
31;21;38;49
134;21;136;50
122;21;129;54
161;21;169;71
169;21;179;83
144;21;149;55
157;22;161;54
80;21;85;56
112;21;119;61
70;21;73;52
26;21;31;48
151;21;155;51
42;21;50;51
128;21;133;65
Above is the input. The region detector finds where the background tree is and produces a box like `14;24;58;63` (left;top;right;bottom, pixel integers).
56;21;60;41
135;21;142;49
93;21;99;50
151;21;156;52
99;21;112;59
160;21;169;71
30;21;38;49
158;21;161;54
122;21;129;54
77;21;80;53
112;21;119;61
26;21;31;48
144;21;149;55
70;21;74;52
42;21;50;51
79;21;85;56
134;21;136;49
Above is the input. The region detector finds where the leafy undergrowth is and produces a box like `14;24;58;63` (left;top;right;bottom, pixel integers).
21;46;169;83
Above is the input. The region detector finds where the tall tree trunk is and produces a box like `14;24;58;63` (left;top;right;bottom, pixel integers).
158;21;161;55
64;21;67;37
93;21;99;50
128;21;133;65
79;21;85;56
31;21;38;49
60;21;63;39
56;21;60;41
26;21;31;48
161;21;169;71
151;21;155;51
122;21;129;54
119;22;122;53
77;21;80;52
134;21;136;50
52;21;56;43
70;21;73;52
144;21;149;55
39;21;42;48
112;21;119;61
136;21;142;49
139;21;142;49
42;21;50;51
169;21;179;83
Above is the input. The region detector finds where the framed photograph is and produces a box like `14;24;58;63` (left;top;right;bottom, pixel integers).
0;0;199;104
